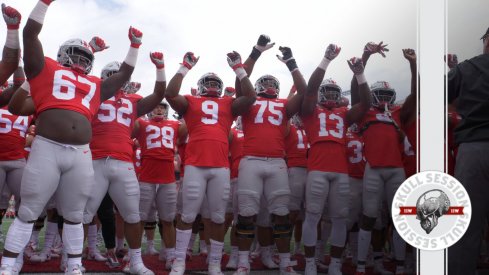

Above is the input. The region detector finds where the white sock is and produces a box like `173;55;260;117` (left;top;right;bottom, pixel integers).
87;224;98;253
305;257;315;265
209;239;224;265
175;229;192;261
129;248;142;264
238;250;250;268
261;245;272;259
200;240;207;252
357;229;371;262
62;223;84;255
67;256;81;268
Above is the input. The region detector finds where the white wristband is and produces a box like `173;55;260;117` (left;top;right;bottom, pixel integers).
20;80;30;92
156;68;166;82
29;1;49;24
5;29;19;49
124;47;139;67
318;57;331;71
355;73;367;85
234;67;247;81
177;65;189;77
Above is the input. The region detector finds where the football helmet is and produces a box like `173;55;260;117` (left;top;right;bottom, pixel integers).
370;81;396;108
318;78;342;108
290;114;303;129
101;61;132;92
255;75;280;98
57;38;94;75
197;73;223;97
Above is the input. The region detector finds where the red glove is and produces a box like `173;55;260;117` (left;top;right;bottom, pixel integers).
181;52;199;69
224;87;236;97
128;26;143;48
89;36;109;53
1;4;21;30
41;0;55;5
150;52;165;69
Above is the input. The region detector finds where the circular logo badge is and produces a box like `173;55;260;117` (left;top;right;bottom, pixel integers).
391;171;472;251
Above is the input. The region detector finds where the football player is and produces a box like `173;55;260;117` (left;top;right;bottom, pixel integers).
300;44;371;275
351;42;407;275
233;35;307;275
134;101;186;270
166;50;255;275
83;51;167;274
0;1;142;274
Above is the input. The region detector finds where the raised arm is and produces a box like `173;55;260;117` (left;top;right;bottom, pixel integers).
0;62;24;107
400;48;417;126
227;51;256;116
137;52;166;117
101;27;142;101
350;41;389;105
345;57;371;125
235;35;275;97
276;46;307;118
302;44;341;117
0;4;21;84
165;52;199;115
23;0;54;79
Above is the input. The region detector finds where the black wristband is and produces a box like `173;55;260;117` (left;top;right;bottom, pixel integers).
249;47;261;61
286;59;298;72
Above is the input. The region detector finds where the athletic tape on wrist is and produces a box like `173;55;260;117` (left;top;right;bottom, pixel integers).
318;57;331;71
124;47;139;67
177;65;189;77
5;29;19;49
156;68;166;82
355;73;367;85
29;1;49;24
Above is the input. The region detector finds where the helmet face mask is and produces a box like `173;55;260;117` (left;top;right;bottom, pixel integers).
318;78;342;108
370;81;396;109
255;75;280;98
197;73;223;97
57;39;94;75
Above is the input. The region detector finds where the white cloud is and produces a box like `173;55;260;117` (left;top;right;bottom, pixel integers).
1;0;416;116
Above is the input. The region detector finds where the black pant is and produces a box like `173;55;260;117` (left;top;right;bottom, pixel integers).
97;193;116;249
448;142;489;275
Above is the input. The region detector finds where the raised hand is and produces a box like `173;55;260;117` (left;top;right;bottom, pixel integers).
181;52;199;69
402;48;416;63
255;34;275;52
224;87;236;97
445;53;458;69
364;41;389;57
227;51;243;69
276;46;298;72
127;82;141;93
150;52;165;69
89;36;109;53
1;4;21;30
128;26;143;48
347;57;365;75
325;44;341;61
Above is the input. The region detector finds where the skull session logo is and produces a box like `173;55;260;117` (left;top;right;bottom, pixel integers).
392;171;471;250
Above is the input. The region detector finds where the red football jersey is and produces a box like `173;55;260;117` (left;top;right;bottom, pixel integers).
302;106;348;173
0;106;31;160
90;92;141;162
346;130;366;179
285;125;308;168
360;106;404;168
183;95;234;167
242;98;288;157
177;137;187;178
29;57;102;121
136;118;180;161
230;128;244;179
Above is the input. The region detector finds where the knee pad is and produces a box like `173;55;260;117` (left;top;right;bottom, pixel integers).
272;214;292;239
144;221;157;230
236;215;255;239
360;215;376;231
